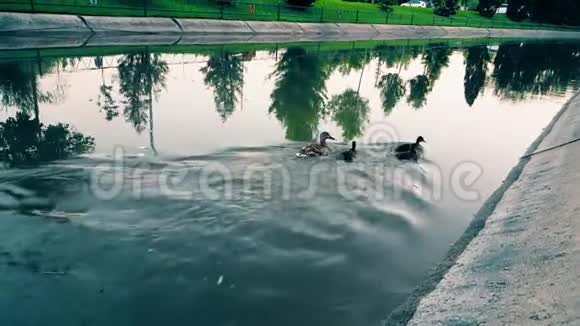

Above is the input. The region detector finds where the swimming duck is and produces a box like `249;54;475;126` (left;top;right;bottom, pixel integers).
296;131;336;158
340;141;357;162
395;136;425;161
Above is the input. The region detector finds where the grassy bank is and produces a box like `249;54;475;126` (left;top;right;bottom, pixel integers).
0;0;574;31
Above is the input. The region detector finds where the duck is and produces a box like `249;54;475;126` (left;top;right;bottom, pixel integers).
340;141;357;162
395;136;425;161
296;131;336;158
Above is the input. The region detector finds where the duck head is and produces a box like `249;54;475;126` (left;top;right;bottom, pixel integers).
319;131;336;145
416;136;426;144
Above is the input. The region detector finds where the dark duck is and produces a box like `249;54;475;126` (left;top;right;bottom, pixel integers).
395;136;425;161
340;141;357;162
296;131;336;158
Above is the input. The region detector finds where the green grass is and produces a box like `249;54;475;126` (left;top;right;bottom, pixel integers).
0;0;575;31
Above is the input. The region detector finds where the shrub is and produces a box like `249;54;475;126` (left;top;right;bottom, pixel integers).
378;0;398;12
286;0;316;8
506;0;529;21
477;0;503;17
433;0;459;16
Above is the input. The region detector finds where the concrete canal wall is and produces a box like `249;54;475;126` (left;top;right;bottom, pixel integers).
385;91;580;325
1;12;580;50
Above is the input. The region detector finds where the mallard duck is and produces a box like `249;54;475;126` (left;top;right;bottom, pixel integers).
340;141;357;162
296;131;336;158
395;136;425;161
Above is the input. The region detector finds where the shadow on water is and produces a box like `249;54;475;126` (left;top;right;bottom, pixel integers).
0;39;579;326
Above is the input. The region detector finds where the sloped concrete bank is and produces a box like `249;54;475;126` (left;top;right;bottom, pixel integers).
385;91;580;325
0;12;579;50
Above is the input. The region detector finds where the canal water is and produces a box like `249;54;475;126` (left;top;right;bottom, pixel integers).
0;39;579;326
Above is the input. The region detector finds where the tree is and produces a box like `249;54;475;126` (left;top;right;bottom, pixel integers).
378;0;398;12
326;49;372;76
95;56;119;121
374;45;422;70
477;0;503;17
423;45;452;83
492;42;580;100
269;48;328;141
506;0;529;21
0;112;94;164
433;0;460;16
463;46;491;106
527;0;580;25
286;0;315;8
117;51;168;134
327;89;370;140
200;52;245;122
0;60;58;135
377;73;406;114
407;75;430;109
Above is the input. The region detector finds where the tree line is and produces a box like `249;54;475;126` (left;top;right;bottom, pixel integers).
478;0;580;25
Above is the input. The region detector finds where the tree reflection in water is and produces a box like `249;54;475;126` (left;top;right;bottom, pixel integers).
328;89;370;140
1;41;579;160
463;46;491;107
269;47;329;141
0;112;94;164
200;51;250;122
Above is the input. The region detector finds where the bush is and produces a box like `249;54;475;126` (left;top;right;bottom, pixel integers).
506;0;529;21
434;6;452;16
286;0;316;8
433;0;459;16
378;0;398;12
477;0;503;17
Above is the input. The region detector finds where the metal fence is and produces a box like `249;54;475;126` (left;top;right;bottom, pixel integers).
0;0;578;31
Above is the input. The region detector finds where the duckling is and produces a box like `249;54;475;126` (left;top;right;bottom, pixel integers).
340;141;357;162
296;131;336;158
395;136;425;161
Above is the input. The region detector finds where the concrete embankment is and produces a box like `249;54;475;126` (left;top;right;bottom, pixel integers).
385;91;580;325
0;12;579;50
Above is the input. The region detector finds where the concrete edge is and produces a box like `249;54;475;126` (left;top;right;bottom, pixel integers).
382;90;580;326
1;12;579;40
171;17;184;32
0;12;89;34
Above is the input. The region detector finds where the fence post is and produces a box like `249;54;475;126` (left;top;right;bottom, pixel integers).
355;9;359;23
432;15;435;25
320;7;324;23
220;4;224;19
410;13;414;25
385;12;389;24
143;0;147;16
30;0;34;11
277;3;281;21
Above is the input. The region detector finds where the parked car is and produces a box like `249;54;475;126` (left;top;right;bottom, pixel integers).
496;4;508;14
400;0;428;8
